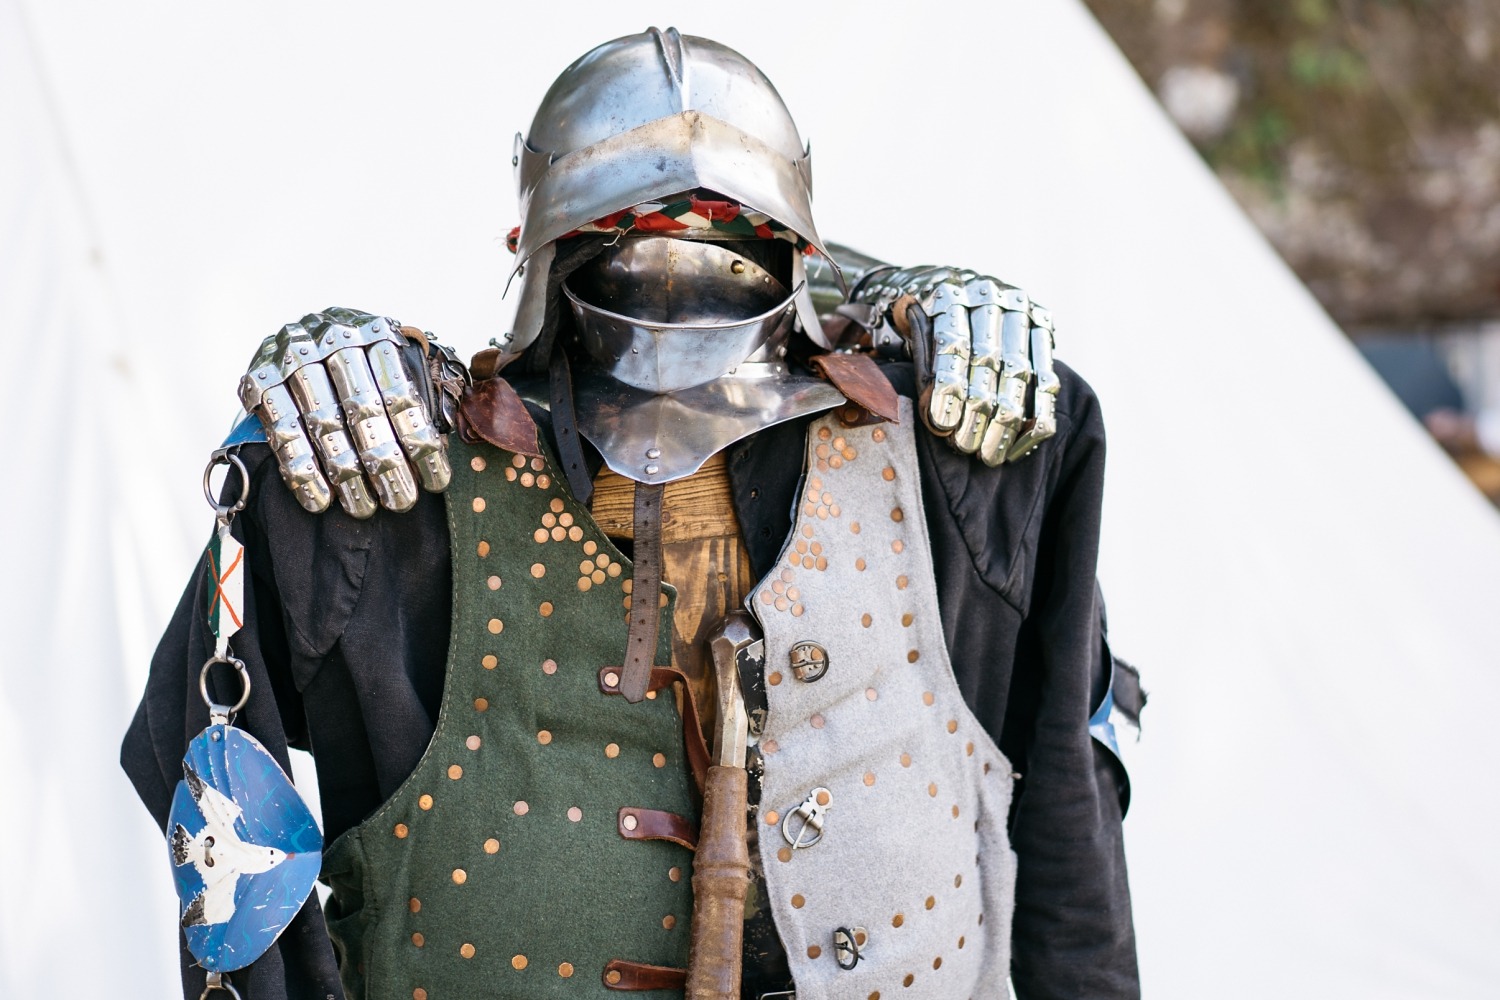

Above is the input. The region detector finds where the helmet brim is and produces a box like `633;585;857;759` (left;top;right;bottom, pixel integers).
513;111;830;274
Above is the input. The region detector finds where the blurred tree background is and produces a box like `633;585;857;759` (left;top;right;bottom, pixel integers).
1086;0;1500;330
1087;0;1500;498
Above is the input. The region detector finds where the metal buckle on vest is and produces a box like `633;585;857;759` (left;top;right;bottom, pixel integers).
833;926;866;970
788;640;829;683
780;787;831;849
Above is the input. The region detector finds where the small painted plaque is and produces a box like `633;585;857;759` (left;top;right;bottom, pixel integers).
204;528;245;648
166;724;322;973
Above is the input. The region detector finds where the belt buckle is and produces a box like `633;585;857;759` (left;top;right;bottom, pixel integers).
780;787;831;850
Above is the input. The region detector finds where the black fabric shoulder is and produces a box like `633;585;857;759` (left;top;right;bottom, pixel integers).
239;445;374;678
879;361;1104;614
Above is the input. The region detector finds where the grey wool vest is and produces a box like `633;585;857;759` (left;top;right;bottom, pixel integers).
751;398;1018;999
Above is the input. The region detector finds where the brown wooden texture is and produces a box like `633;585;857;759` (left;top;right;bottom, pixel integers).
591;453;740;543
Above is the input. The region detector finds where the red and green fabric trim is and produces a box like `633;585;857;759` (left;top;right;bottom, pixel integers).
507;193;815;255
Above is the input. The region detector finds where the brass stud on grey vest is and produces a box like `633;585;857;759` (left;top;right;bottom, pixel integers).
781;787;831;849
789;641;829;683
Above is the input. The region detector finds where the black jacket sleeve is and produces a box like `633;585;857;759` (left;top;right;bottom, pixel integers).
1002;371;1138;998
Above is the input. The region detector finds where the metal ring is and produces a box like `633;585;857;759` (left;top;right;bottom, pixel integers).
781;806;825;850
202;451;250;517
199;655;251;715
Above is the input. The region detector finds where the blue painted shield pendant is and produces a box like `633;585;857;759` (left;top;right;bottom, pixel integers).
167;723;323;973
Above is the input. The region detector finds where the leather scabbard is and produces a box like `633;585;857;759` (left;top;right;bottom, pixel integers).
685;765;751;1000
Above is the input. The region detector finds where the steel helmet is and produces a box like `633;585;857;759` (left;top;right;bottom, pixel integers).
504;27;835;354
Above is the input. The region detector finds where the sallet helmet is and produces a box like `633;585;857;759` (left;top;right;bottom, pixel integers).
502;27;838;359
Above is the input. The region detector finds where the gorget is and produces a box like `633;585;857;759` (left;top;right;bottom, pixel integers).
566;362;846;485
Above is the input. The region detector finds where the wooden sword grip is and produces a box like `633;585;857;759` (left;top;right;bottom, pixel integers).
685;765;751;1000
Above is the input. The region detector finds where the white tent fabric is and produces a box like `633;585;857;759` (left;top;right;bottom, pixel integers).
6;1;1500;997
0;1;182;991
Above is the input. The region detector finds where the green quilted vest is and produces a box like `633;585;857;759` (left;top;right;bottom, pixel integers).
322;438;698;999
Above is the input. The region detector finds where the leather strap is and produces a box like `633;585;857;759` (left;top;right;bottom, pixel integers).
903;303;940;432
547;348;593;506
467;346;523;381
603;960;687;991
665;668;711;795
620;481;664;703
521;235;610;377
598;666;711;793
618;807;698;850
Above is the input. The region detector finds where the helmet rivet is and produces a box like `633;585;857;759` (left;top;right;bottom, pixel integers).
646;448;662;459
731;260;746;274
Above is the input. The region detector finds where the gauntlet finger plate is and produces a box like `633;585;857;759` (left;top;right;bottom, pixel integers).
368;339;452;494
324;339;420;514
257;382;333;513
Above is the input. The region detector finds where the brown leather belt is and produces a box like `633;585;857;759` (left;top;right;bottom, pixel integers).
620;480;664;702
602;965;795;997
602;959;687;991
547;347;594;506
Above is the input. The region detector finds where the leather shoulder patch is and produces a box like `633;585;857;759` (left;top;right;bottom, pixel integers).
457;377;542;457
808;352;901;425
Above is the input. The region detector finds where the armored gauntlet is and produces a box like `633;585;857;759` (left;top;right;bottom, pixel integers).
239;307;459;518
812;249;1061;466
